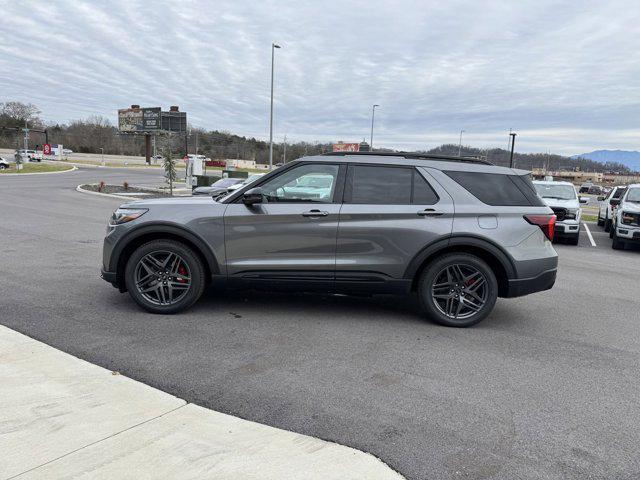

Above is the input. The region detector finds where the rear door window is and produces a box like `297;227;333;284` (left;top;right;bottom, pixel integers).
345;165;438;205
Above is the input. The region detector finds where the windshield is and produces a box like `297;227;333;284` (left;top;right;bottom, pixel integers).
534;183;576;200
212;178;242;187
626;188;640;202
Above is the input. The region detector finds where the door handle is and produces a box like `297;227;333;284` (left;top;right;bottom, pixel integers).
417;209;444;217
302;209;329;217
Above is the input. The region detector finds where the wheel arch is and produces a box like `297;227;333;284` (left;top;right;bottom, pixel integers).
111;223;219;291
405;236;516;297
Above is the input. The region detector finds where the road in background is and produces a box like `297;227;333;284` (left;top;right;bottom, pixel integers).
1;169;640;479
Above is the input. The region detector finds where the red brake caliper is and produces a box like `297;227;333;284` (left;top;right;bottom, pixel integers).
177;264;188;283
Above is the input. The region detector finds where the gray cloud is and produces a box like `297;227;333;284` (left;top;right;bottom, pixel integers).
1;0;638;154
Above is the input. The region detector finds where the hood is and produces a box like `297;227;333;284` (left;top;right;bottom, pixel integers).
120;196;214;208
540;197;579;209
620;201;640;213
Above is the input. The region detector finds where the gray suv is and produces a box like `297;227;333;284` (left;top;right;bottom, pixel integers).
101;152;558;327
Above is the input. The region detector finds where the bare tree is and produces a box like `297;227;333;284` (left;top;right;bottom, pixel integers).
1;101;42;124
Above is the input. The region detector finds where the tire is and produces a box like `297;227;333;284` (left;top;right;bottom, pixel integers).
418;253;498;328
597;215;604;227
611;230;625;250
609;223;614;238
124;239;206;314
567;233;580;245
604;219;611;233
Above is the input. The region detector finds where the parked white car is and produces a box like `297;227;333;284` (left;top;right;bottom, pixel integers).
226;173;265;192
610;184;640;250
534;180;586;245
597;185;627;232
0;156;10;169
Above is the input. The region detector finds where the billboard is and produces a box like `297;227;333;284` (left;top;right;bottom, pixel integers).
118;108;144;132
332;142;360;152
118;107;183;133
142;107;161;130
161;110;187;133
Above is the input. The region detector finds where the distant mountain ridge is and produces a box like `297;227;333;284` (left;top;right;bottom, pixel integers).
571;150;640;171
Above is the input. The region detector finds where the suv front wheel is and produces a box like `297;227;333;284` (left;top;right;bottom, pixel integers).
418;253;498;327
125;239;206;314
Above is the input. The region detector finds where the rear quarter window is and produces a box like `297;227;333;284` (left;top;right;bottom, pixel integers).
445;171;545;206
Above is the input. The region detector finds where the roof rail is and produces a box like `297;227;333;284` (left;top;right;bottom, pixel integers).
322;151;493;165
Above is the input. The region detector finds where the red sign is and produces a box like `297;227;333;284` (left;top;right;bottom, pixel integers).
43;143;52;155
332;143;360;152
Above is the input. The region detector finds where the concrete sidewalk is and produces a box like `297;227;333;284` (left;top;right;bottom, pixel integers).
0;325;403;480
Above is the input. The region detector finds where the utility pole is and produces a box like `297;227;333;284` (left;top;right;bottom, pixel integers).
23;120;29;150
458;129;465;156
509;132;517;168
100;147;105;167
269;42;282;170
283;134;287;164
370;104;379;150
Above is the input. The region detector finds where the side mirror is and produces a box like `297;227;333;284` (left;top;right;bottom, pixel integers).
597;196;605;201
242;187;264;205
579;197;588;204
610;199;621;206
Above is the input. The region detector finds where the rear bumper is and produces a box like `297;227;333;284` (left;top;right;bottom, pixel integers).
506;268;557;298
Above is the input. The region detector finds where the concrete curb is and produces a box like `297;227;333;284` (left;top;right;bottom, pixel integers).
76;183;140;201
0;165;77;176
0;325;404;479
57;161;164;170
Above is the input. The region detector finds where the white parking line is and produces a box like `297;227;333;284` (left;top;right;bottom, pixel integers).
583;222;596;247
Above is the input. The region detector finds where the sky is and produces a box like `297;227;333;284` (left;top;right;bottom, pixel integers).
1;0;639;155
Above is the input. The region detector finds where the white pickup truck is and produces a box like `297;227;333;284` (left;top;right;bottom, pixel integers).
18;149;43;162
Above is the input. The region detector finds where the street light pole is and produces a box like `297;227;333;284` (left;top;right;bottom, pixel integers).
269;43;281;170
458;129;465;156
509;132;517;168
283;134;287;164
370;104;379;150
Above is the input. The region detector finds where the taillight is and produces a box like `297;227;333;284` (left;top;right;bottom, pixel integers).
524;214;557;241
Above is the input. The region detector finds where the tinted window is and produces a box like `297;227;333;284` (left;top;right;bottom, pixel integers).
346;166;439;205
413;171;439;204
348;166;412;204
613;187;626;199
446;171;544;206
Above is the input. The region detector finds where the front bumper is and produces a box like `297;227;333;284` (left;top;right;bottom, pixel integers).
554;220;580;237
615;225;640;242
100;268;119;287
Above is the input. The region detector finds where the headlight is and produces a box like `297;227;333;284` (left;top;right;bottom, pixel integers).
109;207;148;225
621;212;635;225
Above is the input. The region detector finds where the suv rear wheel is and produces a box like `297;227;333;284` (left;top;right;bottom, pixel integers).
125;239;206;314
418;253;498;327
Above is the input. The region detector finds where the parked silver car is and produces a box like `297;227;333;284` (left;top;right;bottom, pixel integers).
101;152;558;327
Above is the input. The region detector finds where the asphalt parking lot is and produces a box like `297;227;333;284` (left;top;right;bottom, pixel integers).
1;168;640;480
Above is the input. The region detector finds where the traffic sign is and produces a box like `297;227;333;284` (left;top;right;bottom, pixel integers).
43;143;52;155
